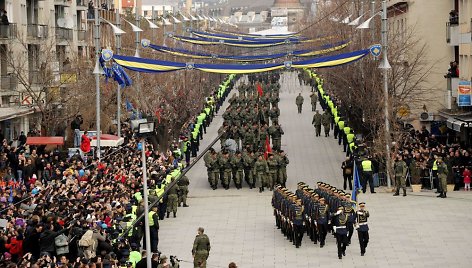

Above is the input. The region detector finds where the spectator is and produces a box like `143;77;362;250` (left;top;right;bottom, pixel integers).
463;167;471;191
81;130;91;154
0;9;9;25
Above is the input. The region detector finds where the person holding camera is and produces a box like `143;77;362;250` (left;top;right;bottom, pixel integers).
71;115;83;148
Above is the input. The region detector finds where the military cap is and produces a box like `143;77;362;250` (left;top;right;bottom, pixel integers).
337;206;344;210
319;197;325;201
345;193;351;197
359;202;366;206
297;182;306;186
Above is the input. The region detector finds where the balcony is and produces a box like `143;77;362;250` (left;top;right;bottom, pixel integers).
76;0;87;10
29;71;40;85
55;27;73;41
27;24;49;39
446;22;459;46
77;29;86;42
0;23;17;40
54;0;71;6
0;74;18;91
87;9;116;22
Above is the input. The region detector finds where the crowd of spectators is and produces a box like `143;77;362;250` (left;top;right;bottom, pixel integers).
0;75;235;267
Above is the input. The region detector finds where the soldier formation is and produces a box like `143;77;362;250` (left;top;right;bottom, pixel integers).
204;73;290;192
272;182;370;259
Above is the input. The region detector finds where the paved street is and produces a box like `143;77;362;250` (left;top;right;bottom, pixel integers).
159;72;472;268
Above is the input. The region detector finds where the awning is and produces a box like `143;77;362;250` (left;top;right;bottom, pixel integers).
446;118;472;131
26;136;64;145
91;134;124;147
0;107;36;121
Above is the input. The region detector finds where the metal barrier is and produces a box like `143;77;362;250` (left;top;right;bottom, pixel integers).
55;27;73;41
27;24;49;39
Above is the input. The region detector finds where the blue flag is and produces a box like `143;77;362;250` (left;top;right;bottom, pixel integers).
352;162;362;206
8;187;13;203
125;99;134;112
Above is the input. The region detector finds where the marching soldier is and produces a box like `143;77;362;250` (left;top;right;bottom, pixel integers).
267;153;278;191
166;178;179;218
268;121;284;151
393;154;408;196
243;150;255;188
192;227;211;268
312;110;322;137
219;151;232;190
231;151;244;189
293;199;305;248
276;150;289;187
321;110;331;137
177;175;190;207
317;197;329;248
254;154;269;193
332;206;349;259
310;91;318;111
296;93;304;113
356;202;370;256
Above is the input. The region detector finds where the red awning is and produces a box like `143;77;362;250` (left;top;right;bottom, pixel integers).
26;137;64;146
91;134;120;140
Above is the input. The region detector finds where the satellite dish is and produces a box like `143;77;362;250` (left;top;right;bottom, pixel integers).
64;17;75;29
57;18;66;28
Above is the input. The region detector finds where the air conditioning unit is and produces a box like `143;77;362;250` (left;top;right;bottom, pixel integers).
419;112;434;121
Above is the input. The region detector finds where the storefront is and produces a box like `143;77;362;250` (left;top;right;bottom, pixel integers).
0;106;38;142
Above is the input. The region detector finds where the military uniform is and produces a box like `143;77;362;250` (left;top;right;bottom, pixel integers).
356;203;370;256
393;159;408;196
219;153;232;190
321;111;331;137
254;155;269;192
296;94;304;113
192;232;211;268
437;159;449;198
310;92;318;111
312;111;322;137
166;180;179;218
268;123;284;151
267;154;278;191
332;207;349;259
231;153;244;189
177;175;189;207
276;151;289;187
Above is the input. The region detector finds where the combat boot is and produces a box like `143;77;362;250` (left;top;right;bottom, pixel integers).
403;188;407;197
441;192;447;198
436;192;443;198
183;204;189;207
393;191;399;196
178;203;181;207
166;212;170;218
173;212;176;218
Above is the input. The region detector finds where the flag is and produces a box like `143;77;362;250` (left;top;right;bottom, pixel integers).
257;82;263;97
264;136;272;159
351;162;362;206
112;64;125;88
125;99;134;112
8;187;13;203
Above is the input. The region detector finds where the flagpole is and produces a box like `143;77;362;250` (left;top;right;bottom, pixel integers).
94;6;101;161
116;8;122;138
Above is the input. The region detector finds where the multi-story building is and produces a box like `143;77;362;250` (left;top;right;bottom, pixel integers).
0;0;89;140
442;0;472;146
386;1;455;126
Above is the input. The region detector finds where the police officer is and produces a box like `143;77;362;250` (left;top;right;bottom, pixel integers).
393;154;408;197
361;156;376;194
148;205;160;253
356;202;370;256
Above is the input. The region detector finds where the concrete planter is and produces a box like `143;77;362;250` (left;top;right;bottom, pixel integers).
411;184;422;193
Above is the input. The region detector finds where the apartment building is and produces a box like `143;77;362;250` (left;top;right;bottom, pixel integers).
443;0;472;146
0;0;89;140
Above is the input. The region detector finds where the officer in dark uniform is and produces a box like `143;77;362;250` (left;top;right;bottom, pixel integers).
293;199;305;248
356;202;370;256
332;206;349;259
317;197;329;248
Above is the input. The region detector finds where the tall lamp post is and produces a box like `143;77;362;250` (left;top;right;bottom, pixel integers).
93;7;102;161
136;121;155;268
116;9;122;137
357;0;392;188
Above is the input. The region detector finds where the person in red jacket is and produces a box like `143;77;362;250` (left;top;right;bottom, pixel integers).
80;130;91;153
5;234;23;262
463;167;471;191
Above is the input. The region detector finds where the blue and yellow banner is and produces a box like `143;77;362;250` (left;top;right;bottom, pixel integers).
113;48;370;74
148;41;350;62
209;29;301;39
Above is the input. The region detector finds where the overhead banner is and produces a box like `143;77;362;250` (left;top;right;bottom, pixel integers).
457;80;472;106
209;29;300;39
190;29;303;42
147;41;350;62
171;35;334;48
113;48;370;74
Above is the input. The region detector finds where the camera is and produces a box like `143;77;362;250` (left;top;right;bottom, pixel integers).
170;255;181;265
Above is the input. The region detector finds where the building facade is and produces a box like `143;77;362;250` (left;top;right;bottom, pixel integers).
0;0;89;140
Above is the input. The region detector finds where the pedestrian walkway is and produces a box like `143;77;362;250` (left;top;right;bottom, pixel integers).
158;72;472;268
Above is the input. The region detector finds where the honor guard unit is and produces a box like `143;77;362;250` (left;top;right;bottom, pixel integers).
272;182;370;259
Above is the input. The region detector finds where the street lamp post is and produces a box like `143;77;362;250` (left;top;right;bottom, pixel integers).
380;0;392;188
137;122;155;268
116;8;122;138
93;7;101;161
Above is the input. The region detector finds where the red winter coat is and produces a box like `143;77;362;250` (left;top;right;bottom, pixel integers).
463;169;471;184
5;237;23;257
81;134;91;153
